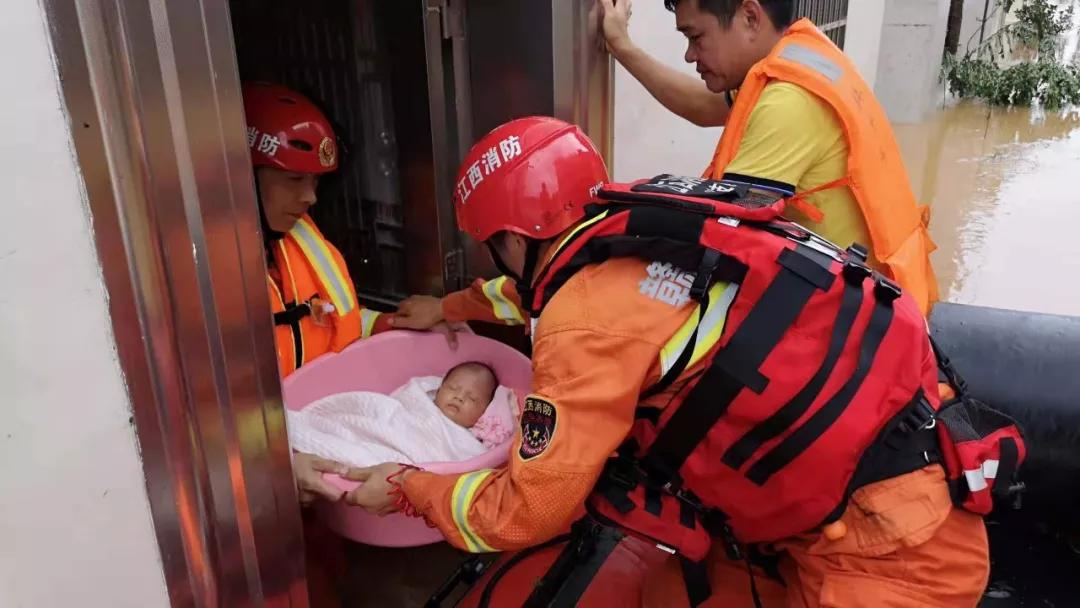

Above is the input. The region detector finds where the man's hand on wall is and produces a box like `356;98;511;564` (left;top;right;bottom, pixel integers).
599;0;634;57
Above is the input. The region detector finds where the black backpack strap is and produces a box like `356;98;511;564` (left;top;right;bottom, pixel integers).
273;300;311;371
930;334;969;397
273;300;311;327
744;279;898;486
475;534;573;608
722;260;869;469
680;557;712;607
522;518;625;608
641;244;836;486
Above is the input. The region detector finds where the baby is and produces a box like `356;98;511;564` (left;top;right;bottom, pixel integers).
433;361;499;429
287;360;513;468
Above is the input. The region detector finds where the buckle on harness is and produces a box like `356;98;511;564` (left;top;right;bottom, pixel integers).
841;258;871;285
900;398;938;434
690;249;723;301
874;276;902;302
846;243;869;263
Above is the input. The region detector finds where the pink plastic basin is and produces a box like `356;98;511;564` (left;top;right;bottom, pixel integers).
282;330;531;546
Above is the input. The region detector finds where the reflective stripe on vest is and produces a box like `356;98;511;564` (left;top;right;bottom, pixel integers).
554;209;611;251
288;217;357;315
778;43;842;82
482;276;525;325
451;469;496;553
659;281;740;377
360;308;382;339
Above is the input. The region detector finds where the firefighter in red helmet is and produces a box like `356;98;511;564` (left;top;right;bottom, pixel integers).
244;81;393;380
344;116;990;607
244;82;399;508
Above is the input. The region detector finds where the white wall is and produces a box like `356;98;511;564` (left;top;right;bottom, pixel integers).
612;1;723;181
0;1;169;607
872;0;952;123
844;0;889;87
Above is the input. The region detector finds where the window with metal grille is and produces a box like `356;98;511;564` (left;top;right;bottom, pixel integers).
794;0;848;48
230;0;408;302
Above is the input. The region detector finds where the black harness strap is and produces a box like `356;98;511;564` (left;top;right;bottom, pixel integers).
522;519;625;608
641;245;836;484
745;286;897;486
680;558;712;607
273;301;310;370
722;262;868;470
475;533;573;608
626;205;708;242
993;438;1021;500
641;275;712;401
820;389;939;524
709;246;834;394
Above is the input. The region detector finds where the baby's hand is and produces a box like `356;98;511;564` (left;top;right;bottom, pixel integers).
342;462;408;515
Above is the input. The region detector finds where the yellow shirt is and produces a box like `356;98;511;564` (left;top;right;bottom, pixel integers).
724;82;876;264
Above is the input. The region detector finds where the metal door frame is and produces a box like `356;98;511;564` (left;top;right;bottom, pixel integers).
40;0;307;605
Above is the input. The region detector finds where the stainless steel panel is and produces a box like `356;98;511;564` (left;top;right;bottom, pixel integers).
41;0;308;605
465;0;555;135
419;0;468;294
458;0;614;284
552;0;615;165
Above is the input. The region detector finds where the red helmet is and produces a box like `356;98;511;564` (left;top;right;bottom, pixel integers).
454;116;609;242
242;82;339;174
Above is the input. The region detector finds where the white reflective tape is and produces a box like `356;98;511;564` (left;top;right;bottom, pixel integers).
658;282;738;376
360;309;381;339
779;43;843;82
964;468;988;493
482;276;524;325
982;459;1000;480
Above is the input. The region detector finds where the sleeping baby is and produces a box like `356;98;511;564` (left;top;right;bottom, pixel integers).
286;361;518;468
431;362;499;429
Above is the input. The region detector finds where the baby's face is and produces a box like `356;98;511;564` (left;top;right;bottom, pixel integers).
434;366;497;428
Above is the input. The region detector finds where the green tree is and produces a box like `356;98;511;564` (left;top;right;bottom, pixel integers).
943;0;1080;108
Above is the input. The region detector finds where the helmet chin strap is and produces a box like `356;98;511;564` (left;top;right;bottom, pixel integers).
254;176;286;243
486;237;542;317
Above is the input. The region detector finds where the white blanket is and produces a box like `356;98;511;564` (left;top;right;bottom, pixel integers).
286;377;490;467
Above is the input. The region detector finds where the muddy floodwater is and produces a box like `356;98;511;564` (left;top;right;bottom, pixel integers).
894;102;1080;316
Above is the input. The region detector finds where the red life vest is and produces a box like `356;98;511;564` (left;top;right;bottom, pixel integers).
525;175;1023;556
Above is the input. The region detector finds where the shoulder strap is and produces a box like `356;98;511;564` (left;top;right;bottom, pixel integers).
640;244;838;485
529;177;776;314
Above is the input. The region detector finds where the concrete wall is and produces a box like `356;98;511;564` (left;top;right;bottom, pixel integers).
871;0;953;123
844;0;889;88
0;1;169;606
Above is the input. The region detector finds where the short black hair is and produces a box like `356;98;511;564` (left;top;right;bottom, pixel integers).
445;361;499;401
663;0;795;29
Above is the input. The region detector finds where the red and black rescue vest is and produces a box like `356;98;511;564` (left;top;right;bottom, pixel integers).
525;175;1024;557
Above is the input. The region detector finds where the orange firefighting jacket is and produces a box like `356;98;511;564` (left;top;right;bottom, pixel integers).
267;215;389;377
406;257;947;554
704;19;939;315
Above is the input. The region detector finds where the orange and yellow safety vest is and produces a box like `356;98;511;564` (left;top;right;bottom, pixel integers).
704;19;939;314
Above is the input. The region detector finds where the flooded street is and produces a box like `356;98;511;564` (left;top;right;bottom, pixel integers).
895;102;1080;316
